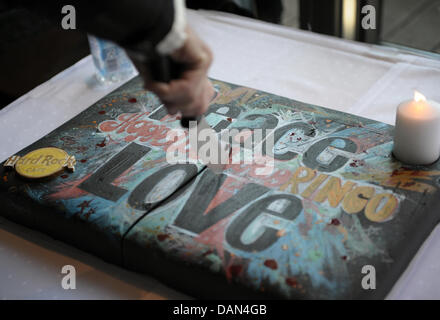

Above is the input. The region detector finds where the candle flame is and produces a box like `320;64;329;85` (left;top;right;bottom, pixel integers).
414;90;426;102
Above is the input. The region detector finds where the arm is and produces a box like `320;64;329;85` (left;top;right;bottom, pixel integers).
15;0;175;50
14;0;213;117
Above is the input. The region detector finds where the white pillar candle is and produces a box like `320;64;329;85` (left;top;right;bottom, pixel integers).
393;91;440;165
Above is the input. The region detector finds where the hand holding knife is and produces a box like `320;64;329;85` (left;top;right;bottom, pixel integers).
148;54;201;128
147;53;227;173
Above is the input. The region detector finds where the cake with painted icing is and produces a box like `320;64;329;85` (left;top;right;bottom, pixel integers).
1;76;439;299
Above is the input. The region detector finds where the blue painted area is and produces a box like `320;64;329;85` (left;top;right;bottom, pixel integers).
4;78;437;299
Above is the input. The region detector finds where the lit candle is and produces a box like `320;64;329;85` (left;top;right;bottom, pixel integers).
393;91;440;165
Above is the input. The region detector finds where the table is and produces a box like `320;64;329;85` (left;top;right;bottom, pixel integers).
1;9;440;299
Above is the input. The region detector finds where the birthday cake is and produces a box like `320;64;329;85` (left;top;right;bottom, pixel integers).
1;77;439;299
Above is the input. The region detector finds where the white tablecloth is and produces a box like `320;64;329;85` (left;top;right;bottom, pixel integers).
1;10;440;299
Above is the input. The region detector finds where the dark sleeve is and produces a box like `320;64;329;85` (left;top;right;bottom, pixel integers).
14;0;174;49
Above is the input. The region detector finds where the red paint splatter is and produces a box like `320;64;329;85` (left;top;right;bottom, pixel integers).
286;277;298;288
264;259;278;270
75;146;89;154
228;265;243;277
202;249;214;257
329;218;340;226
403;181;416;187
96;139;106;148
157;234;170;242
227;117;232;122
77;200;92;214
80;159;87;163
349;160;364;168
98;110;106;115
341;256;347;261
60;136;76;145
84;208;95;220
128;98;137;103
60;174;68;179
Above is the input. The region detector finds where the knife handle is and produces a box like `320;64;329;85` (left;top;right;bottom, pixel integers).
150;54;181;83
180;115;202;128
149;55;200;128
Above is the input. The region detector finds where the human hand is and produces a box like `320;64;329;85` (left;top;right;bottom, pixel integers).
143;26;214;117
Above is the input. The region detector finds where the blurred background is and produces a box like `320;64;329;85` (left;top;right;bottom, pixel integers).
0;0;439;109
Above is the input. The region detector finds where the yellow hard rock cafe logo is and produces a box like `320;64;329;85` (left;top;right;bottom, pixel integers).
4;147;76;179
